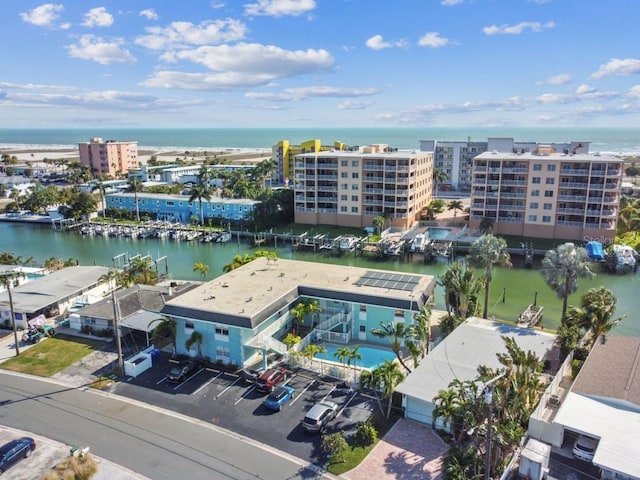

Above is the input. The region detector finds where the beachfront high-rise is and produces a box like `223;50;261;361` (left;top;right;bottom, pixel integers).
469;140;622;242
293;144;433;229
420;137;602;191
78;137;139;177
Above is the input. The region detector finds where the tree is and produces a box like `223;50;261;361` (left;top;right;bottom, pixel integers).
438;261;482;319
322;432;348;463
149;317;177;353
373;215;385;235
189;165;213;225
126;177;143;222
422;199;446;220
359;359;404;419
185;330;203;359
128;256;156;285
193;262;209;282
540;243;594;322
370;321;413;373
410;304;432;357
283;333;301;351
448;199;464;218
302;343;327;373
0;272;22;357
579;287;623;345
468;234;511;319
433;168;449;198
289;302;308;333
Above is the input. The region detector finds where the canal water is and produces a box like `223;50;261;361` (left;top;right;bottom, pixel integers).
1;221;638;336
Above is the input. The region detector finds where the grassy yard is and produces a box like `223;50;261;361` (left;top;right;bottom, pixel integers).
1;334;105;377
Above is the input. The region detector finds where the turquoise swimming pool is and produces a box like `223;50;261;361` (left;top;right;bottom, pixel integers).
427;227;451;240
315;344;396;369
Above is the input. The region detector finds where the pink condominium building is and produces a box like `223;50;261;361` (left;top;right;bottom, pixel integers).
293;144;433;229
78;137;139;177
469;140;623;242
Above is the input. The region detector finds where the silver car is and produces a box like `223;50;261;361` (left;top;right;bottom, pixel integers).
301;400;338;433
572;435;597;462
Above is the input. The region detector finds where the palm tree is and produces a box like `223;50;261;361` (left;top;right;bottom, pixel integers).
185;330;203;359
99;268;132;376
468;234;511;319
283;333;301;351
126;177;143;222
448;199;464;218
359;360;404;419
190;167;213;226
334;346;351;373
373;215;385;235
193;262;209;282
148;317;177;353
433;168;448;198
438;261;483;318
540;242;594;322
302;343;327;373
289;302;308;334
96;181;107;218
579;286;623;345
0;272;21;356
305;299;322;327
128;256;156;285
370;321;413;373
410;304;432;357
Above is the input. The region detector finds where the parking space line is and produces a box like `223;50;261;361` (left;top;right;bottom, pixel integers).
216;376;243;399
289;379;315;406
321;386;336;403
336;391;358;418
172;367;205;391
156;376;168;385
194;370;225;395
234;384;256;405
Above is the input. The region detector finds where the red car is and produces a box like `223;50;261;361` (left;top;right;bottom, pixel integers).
255;368;288;393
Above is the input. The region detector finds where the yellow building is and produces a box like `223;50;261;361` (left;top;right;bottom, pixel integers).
78;137;139;177
294;144;433;229
273;139;347;184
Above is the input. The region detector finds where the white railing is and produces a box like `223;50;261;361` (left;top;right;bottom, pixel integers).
247;334;288;356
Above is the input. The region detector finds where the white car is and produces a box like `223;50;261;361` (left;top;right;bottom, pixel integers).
572;435;598;462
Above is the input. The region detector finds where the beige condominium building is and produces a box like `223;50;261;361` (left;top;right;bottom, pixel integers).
469;141;623;242
294;144;433;229
78;137;139;177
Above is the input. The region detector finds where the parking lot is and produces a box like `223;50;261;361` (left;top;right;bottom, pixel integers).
113;353;376;464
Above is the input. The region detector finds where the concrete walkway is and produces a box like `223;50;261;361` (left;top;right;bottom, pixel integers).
343;419;447;480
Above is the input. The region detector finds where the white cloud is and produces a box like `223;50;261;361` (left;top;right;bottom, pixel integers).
337;100;372;110
67;35;137;65
59;22;71;30
139;9;158;21
245;86;378;101
536;73;572;85
628;85;640;98
143;43;333;90
82;7;114;28
592;58;640;79
0;81;75;91
244;0;316;17
20;3;63;27
441;0;464;5
365;35;407;50
418;32;452;48
135;20;247;50
211;3;225;9
483;21;555;35
576;84;596;95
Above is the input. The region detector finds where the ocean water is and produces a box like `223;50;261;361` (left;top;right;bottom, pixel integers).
0;127;639;154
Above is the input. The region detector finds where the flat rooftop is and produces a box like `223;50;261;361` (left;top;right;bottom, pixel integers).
474;151;621;163
162;257;436;329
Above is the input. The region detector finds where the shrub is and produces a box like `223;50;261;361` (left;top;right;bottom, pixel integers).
322;432;348;463
43;453;98;480
354;420;378;446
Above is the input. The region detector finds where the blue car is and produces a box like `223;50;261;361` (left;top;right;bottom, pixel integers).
263;385;295;411
0;437;36;474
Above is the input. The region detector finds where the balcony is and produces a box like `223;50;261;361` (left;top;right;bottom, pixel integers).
497;216;524;223
557;207;585;214
557;194;586;201
559;182;589;188
500;180;527;186
560;168;590;175
500;204;525;211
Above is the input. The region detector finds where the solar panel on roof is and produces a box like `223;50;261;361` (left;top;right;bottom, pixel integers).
355;270;421;291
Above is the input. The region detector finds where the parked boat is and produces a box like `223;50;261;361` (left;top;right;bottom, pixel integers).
338;235;359;252
605;244;638;273
216;232;232;243
410;233;428;253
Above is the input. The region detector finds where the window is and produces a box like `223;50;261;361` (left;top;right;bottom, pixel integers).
351;195;359;202
394;309;404;318
216;345;230;359
528;214;537;222
341;160;348;167
351;206;358;213
533;164;542;171
542;215;551;223
340;195;348;201
543;203;552;210
359;325;366;333
340;206;348;212
341;172;348;178
547;164;556;171
341;183;348;190
545;178;555;185
544;190;554;198
352;172;359;179
532;177;541;184
167;201;175;206
215;326;229;336
529;202;538;209
359;305;367;312
352;160;359;167
531;190;540;197
351;184;359;190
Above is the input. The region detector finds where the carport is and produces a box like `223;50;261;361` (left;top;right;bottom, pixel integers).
120;310;163;350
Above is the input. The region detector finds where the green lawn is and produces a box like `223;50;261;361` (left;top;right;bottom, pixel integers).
1;334;105;377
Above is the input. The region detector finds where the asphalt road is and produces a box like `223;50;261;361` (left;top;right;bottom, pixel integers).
0;371;332;480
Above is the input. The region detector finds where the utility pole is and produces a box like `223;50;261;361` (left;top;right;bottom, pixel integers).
110;285;124;377
483;372;505;480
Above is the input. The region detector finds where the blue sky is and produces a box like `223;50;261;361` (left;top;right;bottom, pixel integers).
2;0;640;128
